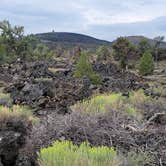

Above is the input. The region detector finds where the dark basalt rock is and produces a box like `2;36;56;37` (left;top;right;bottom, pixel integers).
0;113;32;166
0;60;151;166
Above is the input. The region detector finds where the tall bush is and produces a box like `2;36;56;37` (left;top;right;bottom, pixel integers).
96;45;110;61
74;52;101;84
139;50;154;75
112;37;135;69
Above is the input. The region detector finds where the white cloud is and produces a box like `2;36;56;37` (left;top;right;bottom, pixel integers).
0;0;166;40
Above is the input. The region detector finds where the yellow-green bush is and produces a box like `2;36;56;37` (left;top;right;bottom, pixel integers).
38;141;121;166
71;93;122;114
71;90;149;117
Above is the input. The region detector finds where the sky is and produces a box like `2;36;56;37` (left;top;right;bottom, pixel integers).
0;0;166;41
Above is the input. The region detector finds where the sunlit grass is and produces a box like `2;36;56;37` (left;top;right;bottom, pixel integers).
38;141;121;166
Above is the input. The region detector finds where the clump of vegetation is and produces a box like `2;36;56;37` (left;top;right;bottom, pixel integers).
139;50;154;75
96;45;110;61
71;93;122;114
0;88;13;106
38;141;121;166
124;107;137;116
0;20;53;63
129;89;149;105
138;38;151;55
126;150;155;166
74;52;101;84
112;37;135;70
0;105;36;124
71;90;148;117
32;43;54;60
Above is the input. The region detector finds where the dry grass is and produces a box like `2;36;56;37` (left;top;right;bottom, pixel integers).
34;77;52;82
48;67;67;74
0;105;36;124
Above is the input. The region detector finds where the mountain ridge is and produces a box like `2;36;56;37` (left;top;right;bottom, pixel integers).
36;32;166;48
36;32;111;45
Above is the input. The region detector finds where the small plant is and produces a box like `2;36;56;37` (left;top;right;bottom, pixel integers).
38;141;121;166
74;52;101;84
0;88;13;106
129;89;149;105
124;107;137;116
139;50;154;75
126;150;156;166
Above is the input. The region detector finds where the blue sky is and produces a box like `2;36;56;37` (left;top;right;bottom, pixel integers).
0;0;166;41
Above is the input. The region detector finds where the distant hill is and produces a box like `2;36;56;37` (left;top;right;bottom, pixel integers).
125;36;166;48
36;32;111;49
36;33;166;55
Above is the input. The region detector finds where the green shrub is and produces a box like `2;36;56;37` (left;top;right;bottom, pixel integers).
74;52;101;84
139;51;154;75
112;37;135;69
32;43;53;60
138;38;151;55
0;20;54;63
38;141;121;166
96;45;110;61
124;107;136;116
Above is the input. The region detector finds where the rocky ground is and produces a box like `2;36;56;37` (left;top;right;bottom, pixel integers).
0;59;165;166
